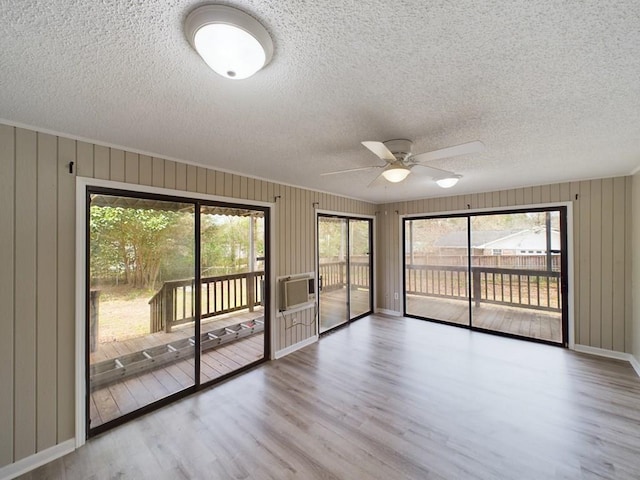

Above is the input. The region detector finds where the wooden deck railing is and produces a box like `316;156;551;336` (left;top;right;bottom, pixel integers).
406;265;561;312
319;261;370;292
149;271;264;333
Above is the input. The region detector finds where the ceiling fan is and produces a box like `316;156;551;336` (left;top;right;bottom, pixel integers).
322;139;485;188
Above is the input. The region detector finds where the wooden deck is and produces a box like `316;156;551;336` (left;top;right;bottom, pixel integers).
320;287;371;332
90;309;265;428
406;294;562;343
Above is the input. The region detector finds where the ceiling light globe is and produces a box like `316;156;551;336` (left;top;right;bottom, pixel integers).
382;165;410;183
436;176;461;188
185;5;273;80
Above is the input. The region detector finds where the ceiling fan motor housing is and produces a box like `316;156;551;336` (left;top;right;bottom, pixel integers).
383;139;413;161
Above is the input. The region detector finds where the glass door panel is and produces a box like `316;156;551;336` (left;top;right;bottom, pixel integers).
318;217;348;332
199;207;266;384
470;210;564;343
404;217;469;326
349;219;372;320
88;194;195;430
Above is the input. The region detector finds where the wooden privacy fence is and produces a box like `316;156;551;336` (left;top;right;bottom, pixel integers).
406;265;562;312
319;261;370;291
149;271;265;333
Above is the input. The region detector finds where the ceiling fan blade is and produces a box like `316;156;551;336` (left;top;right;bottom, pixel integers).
361;141;396;162
367;171;386;188
412;163;456;177
321;165;383;176
411;140;485;164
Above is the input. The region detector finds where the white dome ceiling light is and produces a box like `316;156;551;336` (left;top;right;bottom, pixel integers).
185;5;273;80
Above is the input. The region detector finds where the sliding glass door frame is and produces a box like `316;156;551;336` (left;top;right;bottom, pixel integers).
82;184;271;438
402;206;569;347
316;212;374;334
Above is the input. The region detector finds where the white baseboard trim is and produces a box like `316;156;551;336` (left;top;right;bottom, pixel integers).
375;308;402;317
0;438;75;480
274;335;318;359
573;344;640;378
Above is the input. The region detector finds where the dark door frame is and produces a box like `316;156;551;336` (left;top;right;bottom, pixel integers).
84;185;271;437
402;206;570;348
316;213;374;334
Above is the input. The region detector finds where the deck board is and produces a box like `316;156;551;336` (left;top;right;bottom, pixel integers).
90;309;265;428
407;294;562;342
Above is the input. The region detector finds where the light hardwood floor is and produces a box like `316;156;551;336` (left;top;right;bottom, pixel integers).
21;314;640;479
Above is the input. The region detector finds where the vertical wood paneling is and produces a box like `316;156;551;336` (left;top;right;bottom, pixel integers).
0;125;15;465
215;169;224;195
164;160;176;189
186;165;197;192
175;163;187;191
531;185;542;204
232;174;241;198
124;152;139;184
240;176;248;199
57;137;76;443
224;173;233;197
109;149;125;182
540;184;551;202
589;180;602;347
94;145;110;180
14;128;38;461
600;179;614;349
570;182;581;341
152;157;164;187
76;142;94;178
612;177;626;352
377;176;631;352
36;133;58;451
624;176;632;353
206;170;216;194
578;181;591;345
247;178;255;201
196;167;207;194
139;155;152;186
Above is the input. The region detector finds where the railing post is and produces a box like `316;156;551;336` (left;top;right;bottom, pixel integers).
247;272;255;312
472;268;481;307
164;285;174;333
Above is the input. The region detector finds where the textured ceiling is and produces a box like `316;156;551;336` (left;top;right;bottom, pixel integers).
1;0;639;203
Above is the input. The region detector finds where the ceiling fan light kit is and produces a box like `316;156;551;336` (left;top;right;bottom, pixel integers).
435;175;462;188
381;164;411;183
185;5;273;80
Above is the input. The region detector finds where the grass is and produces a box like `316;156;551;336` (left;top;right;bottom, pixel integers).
93;284;155;343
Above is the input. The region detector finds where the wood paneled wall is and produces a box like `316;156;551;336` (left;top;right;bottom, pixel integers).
376;179;633;353
0;123;375;468
632;172;640;364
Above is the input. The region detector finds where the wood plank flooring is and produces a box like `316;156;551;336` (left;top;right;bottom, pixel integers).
407;294;562;342
22;314;640;479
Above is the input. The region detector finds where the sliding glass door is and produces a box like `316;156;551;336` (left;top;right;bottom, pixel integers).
318;215;373;333
470;210;565;342
403;207;568;346
405;216;469;326
87;188;269;435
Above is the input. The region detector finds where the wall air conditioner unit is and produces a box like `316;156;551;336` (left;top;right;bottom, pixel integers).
278;272;316;312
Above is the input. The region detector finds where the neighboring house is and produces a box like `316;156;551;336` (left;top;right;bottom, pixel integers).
433;228;560;256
